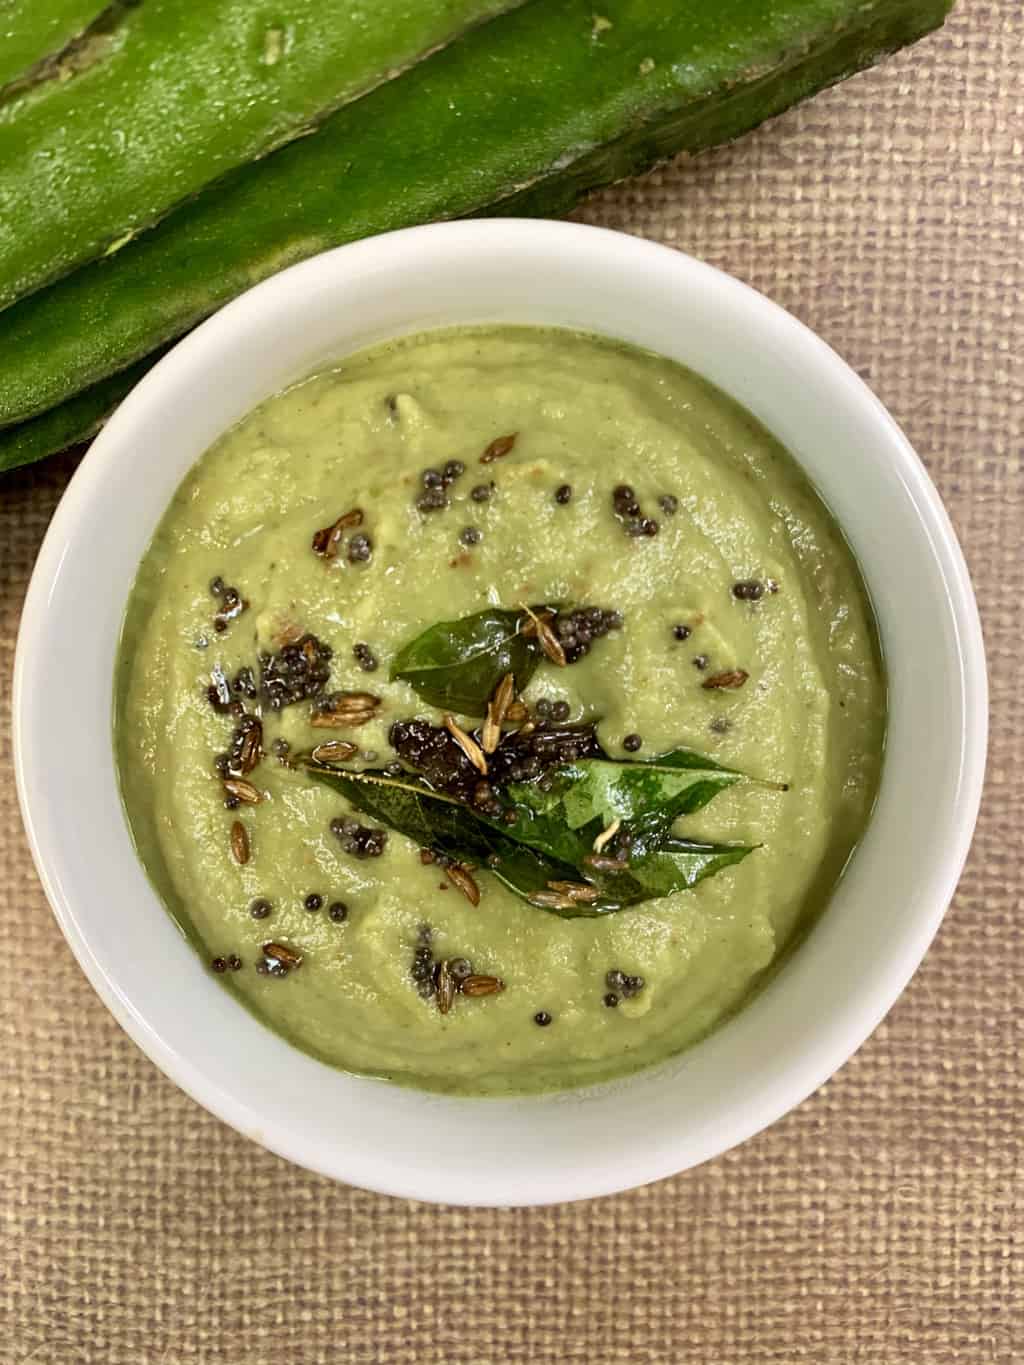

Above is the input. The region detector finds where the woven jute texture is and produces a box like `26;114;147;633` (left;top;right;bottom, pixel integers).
1;1;1020;1360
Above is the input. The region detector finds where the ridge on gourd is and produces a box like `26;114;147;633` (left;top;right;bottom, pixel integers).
0;0;111;92
0;0;954;465
0;0;527;309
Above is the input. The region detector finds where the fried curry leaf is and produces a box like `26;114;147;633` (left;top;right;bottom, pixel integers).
305;763;580;892
519;839;756;918
488;756;741;866
583;838;756;913
389;606;551;714
557;757;738;848
305;752;753;917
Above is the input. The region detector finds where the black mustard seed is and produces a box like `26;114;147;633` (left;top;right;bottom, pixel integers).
347;534;372;563
732;579;765;602
260;633;332;710
415;486;448;512
353;642;378;672
612;485;638;516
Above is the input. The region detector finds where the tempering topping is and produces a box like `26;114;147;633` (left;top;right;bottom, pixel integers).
330;816;388;858
260;633;333;710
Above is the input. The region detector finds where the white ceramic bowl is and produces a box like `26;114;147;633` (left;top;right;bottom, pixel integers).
14;221;986;1206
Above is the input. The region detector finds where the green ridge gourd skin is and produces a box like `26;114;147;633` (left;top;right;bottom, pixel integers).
0;1;109;90
0;0;954;465
0;0;526;308
0;357;158;472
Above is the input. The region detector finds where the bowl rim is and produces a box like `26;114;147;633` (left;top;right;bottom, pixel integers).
13;220;988;1204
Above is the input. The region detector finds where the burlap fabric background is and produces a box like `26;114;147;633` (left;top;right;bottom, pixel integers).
1;2;1020;1360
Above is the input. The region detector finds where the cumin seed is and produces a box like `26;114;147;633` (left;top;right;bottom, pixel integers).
480;433;517;463
519;604;566;667
436;959;455;1015
481;671;515;753
224;778;262;804
445;862;481;906
702;669;750;690
537;617;567;667
528;890;578;911
546;880;600;903
310;691;381;727
236;720;263;774
443;714;488;775
311;739;359;764
492;671;515;723
480;710;501;755
460;975;506;997
230;820;250;865
583;854;630;872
